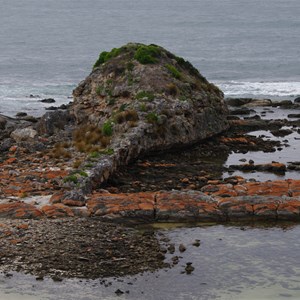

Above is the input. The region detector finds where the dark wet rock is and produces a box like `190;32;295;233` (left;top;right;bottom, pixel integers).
229;162;286;174
40;98;56;103
287;162;300;171
271;128;293;137
227;115;240;120
229;108;253;115
21;115;39;123
243;99;272;107
115;289;124;296
15;112;28;117
59;104;68;109
185;262;194;274
288;114;300;119
226;98;272;107
229;119;282;133
192;239;201;247
51;275;63;282
244;115;261;120
294;97;300;103
45;106;58;110
0;115;7;130
179;244;186;252
168;244;175;254
225;98;253;107
273;100;294;108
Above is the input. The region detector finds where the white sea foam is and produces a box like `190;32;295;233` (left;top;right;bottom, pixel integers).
215;81;300;99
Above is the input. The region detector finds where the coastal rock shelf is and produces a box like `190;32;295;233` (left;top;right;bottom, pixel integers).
1;180;300;222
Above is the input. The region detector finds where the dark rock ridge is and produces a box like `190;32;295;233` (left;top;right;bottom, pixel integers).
71;43;229;191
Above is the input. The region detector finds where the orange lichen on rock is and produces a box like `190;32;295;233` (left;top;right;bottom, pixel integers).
244;180;289;196
41;204;74;218
0;202;43;219
87;192;155;217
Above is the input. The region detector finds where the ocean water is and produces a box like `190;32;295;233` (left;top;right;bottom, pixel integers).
0;0;300;116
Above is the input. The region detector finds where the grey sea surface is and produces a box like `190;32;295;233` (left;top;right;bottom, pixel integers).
0;0;300;116
1;224;300;300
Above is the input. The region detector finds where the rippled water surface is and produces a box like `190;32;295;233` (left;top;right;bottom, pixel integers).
1;0;300;116
1;224;300;300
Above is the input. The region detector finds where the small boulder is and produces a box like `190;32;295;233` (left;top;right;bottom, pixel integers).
243;99;272;107
11;127;37;142
36;110;74;135
0;115;7;130
40;98;56;103
15;112;28;117
294;96;300;103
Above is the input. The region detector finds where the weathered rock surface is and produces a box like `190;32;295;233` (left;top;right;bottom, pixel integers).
70;43;229;191
11;127;38;142
2;179;300;222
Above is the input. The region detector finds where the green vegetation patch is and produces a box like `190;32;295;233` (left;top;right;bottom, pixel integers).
63;170;88;184
134;45;161;64
146;112;159;124
93;47;122;69
165;64;181;79
136;91;155;101
102;121;114;136
89;148;114;159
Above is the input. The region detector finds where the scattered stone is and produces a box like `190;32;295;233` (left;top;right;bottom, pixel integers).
179;244;186;252
229;162;286;173
229;108;253;115
243;99;272;107
15;112;27;117
40;98;56;103
288;114;300;119
273;100;293;108
192;239;201;247
51;275;63;282
271;128;293;137
115;289;124;296
185;262;194;274
45;106;58;111
168;244;175;254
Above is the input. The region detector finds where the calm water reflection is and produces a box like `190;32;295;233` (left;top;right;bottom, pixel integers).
1;223;300;299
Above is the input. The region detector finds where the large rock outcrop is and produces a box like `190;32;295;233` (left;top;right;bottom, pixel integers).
70;43;229;190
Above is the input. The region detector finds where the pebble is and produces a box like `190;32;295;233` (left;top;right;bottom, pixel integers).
192;239;201;247
179;244;186;253
185;262;194;274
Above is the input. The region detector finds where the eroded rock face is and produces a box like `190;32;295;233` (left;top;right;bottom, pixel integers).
70;44;228;189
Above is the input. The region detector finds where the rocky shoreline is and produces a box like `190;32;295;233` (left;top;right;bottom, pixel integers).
1;98;300;279
1;43;300;280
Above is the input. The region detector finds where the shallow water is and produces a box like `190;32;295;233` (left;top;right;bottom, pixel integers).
223;107;300;181
1;224;300;300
